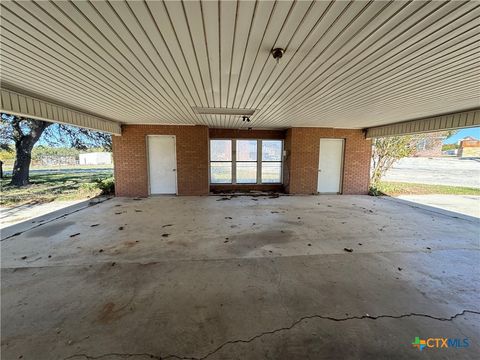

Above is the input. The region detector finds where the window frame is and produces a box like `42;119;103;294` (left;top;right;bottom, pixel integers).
209;139;233;184
209;139;283;185
236;139;258;184
260;140;283;184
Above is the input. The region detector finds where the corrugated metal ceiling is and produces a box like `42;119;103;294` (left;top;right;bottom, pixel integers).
1;0;479;129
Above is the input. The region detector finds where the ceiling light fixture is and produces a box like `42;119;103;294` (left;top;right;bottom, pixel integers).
271;48;285;64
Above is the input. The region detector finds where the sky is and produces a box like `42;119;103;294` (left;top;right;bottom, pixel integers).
443;127;480;144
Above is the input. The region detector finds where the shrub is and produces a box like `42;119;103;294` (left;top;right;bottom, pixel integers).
96;177;115;194
80;182;98;192
79;177;114;195
368;186;384;197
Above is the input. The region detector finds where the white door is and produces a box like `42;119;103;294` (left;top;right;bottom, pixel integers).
148;136;177;194
317;139;344;193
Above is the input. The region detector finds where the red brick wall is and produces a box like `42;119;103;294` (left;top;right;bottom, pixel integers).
112;125;209;197
286;128;372;194
113;125;371;197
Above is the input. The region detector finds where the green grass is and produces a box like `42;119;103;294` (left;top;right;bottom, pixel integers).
0;170;114;206
374;181;480;196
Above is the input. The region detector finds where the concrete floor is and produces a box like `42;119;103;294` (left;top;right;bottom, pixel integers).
1;195;479;359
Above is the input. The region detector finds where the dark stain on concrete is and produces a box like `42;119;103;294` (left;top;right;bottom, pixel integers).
104;240;138;254
97;302;128;323
280;220;304;226
226;229;294;255
25;221;74;238
98;302;116;323
122;241;138;248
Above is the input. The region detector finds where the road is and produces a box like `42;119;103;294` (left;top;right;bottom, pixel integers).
383;157;480;188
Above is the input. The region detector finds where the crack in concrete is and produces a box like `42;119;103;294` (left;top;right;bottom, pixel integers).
64;309;480;360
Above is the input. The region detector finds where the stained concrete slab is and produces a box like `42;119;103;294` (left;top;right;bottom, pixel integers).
1;195;479;359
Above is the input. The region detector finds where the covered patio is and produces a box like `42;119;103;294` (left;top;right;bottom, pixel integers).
2;195;479;359
1;0;479;359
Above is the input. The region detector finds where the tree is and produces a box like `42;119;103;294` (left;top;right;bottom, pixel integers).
370;135;420;189
1;115;51;186
1;113;112;187
442;143;459;151
370;130;457;190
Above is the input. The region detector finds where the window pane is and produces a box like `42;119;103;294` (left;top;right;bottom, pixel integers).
236;162;257;183
261;162;282;183
262;140;282;161
210;162;232;183
210;140;232;161
236;140;257;161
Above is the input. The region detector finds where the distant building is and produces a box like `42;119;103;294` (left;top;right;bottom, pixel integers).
40;155;77;166
457;137;480;158
413;133;447;157
78;152;112;165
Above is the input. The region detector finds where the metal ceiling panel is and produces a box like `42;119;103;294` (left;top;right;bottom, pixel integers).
1;0;479;130
0;88;121;135
366;109;480;138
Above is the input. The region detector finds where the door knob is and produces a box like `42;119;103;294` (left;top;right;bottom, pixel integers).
172;169;176;172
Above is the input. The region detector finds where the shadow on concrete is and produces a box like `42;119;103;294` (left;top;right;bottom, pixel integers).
0;196;111;240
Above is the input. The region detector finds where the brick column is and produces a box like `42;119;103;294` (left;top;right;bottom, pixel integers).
112;125;209;197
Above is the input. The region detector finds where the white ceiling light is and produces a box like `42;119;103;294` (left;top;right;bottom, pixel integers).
192;107;256;116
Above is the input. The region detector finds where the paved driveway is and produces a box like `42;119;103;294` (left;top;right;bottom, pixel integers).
384;157;480;188
2;195;479;359
396;195;480;219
